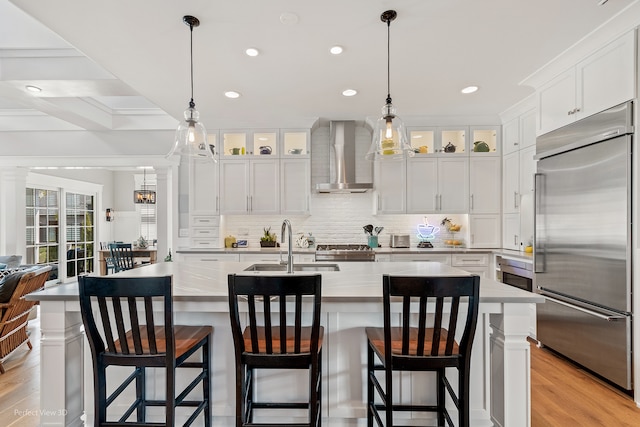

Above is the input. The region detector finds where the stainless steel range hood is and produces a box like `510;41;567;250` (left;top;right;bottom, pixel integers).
315;121;373;193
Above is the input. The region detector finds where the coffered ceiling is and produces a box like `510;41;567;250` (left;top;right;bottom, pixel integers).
1;0;637;134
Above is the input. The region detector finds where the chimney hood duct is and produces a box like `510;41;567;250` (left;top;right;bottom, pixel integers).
315;121;373;193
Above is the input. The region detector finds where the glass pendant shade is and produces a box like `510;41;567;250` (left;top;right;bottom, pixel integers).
168;105;215;160
365;102;414;160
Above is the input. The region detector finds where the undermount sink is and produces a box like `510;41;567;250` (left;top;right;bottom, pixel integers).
244;263;340;272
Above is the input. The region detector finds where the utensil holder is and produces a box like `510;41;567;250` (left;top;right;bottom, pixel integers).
368;236;378;248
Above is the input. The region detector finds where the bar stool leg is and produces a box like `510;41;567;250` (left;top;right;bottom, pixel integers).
203;336;211;427
385;364;393;426
366;344;374;427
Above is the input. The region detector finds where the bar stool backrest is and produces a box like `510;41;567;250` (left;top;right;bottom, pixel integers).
78;275;174;366
228;274;322;360
383;274;480;367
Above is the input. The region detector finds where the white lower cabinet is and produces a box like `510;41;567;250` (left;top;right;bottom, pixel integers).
503;213;521;250
239;253;282;263
452;253;490;278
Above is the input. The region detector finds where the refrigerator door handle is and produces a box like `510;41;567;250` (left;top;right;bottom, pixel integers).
538;289;627;321
534;173;545;273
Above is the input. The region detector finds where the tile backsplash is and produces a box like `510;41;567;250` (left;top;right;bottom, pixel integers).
222;192;467;248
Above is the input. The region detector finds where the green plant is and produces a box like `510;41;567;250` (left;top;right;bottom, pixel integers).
260;227;277;242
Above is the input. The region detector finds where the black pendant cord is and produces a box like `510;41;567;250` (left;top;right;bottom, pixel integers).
189;22;195;109
386;18;392;106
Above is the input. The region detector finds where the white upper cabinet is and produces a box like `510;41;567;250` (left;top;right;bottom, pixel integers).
280;158;310;214
503;151;520;214
374;160;406;214
189;135;219;215
220;159;280;215
537;31;636;135
469;157;501;214
406;158;438;212
404;157;468;214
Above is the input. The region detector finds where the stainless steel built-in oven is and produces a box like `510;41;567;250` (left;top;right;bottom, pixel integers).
496;256;533;292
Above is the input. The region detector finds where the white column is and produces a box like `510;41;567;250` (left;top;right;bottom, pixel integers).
155;167;171;260
489;303;533;427
39;301;85;426
0;167;28;257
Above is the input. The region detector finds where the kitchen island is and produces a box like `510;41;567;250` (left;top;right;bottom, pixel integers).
28;261;543;426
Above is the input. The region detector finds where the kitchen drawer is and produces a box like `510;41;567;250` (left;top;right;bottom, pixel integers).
191;228;218;238
454;265;489;278
452;253;489;267
391;253;451;265
239;253;282;262
191;216;218;227
189;239;219;250
180;253;240;262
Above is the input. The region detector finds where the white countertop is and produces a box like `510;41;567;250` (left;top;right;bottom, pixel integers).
28;261;543;304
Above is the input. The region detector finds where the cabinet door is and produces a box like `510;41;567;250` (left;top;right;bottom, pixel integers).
537;68;576;134
519;109;537;148
502;213;520;250
469;214;501;248
281;158;310;214
519;145;536;195
406;158;438;213
502;151;520;214
503;118;520;154
250;160;280;214
469;157;500;214
438;157;468;212
578;31;635;120
220;161;249;214
190;158;218;215
375;160;406;214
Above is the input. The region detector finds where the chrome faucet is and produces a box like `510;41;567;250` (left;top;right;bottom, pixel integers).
281;219;294;273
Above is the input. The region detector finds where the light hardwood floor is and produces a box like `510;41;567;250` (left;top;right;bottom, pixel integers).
1;316;639;426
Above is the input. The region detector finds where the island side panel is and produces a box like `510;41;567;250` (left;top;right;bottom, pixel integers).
40;300;85;426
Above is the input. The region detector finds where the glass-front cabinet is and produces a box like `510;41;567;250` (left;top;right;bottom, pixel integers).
470;126;500;155
220;129;309;157
282;129;310;157
221;130;278;157
438;127;468;155
408;127;469;155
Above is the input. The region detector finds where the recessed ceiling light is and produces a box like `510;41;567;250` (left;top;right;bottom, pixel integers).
25;85;42;93
330;46;343;55
342;89;357;97
225;91;241;99
461;86;479;94
245;48;259;57
280;12;299;25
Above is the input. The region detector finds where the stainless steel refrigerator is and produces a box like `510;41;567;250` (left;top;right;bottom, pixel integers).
535;101;633;390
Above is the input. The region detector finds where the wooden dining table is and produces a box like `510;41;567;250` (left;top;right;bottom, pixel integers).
97;248;157;275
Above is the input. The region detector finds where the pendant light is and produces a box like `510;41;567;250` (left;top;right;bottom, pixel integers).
167;15;216;162
134;168;156;204
366;10;414;161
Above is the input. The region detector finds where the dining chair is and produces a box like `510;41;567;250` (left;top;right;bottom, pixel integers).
366;274;480;427
78;275;212;426
109;242;136;272
228;273;323;427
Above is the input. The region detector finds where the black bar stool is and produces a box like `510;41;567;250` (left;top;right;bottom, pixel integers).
78;275;212;426
228;273;323;427
366;274;480;427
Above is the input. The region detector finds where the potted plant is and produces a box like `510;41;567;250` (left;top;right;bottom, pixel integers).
260;227;278;247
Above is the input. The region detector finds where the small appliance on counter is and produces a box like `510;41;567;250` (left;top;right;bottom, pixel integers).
389;234;410;248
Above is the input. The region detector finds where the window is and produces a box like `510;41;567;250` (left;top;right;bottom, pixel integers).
65;192;95;278
135;173;157;243
26;184;96;281
25;188;59;267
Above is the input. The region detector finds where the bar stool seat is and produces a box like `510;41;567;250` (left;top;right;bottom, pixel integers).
79;275;212;427
366;274;480;427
